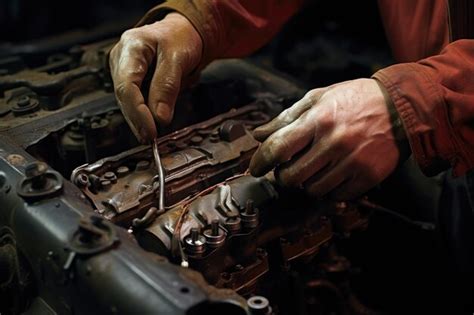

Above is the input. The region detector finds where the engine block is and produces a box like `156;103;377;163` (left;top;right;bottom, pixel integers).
0;35;373;315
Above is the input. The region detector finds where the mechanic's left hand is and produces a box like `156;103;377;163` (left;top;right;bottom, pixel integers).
249;78;403;200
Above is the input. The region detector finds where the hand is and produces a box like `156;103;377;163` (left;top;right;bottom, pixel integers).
249;79;403;200
109;13;202;143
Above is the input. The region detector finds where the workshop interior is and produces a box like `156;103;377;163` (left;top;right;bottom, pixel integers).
0;0;472;314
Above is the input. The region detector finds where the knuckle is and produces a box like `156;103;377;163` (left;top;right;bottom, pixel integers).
305;88;324;102
267;136;289;163
304;89;318;100
120;29;137;41
120;30;149;50
168;50;183;63
278;109;293;125
276;167;298;187
166;50;191;73
157;77;178;98
114;82;130;99
317;113;335;130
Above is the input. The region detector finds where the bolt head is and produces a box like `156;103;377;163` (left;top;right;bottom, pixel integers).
25;162;48;178
17;96;30;107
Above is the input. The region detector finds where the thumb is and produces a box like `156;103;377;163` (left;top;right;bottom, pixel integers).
148;54;183;126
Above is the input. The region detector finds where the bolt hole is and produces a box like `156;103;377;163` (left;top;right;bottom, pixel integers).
180;287;190;294
253;298;263;305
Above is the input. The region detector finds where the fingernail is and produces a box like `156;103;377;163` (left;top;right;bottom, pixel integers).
252;128;267;140
156;102;172;125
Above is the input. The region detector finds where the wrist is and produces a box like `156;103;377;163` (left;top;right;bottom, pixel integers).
373;78;411;163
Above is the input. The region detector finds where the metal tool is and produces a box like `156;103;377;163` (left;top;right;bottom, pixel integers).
130;138;165;231
153;138;165;212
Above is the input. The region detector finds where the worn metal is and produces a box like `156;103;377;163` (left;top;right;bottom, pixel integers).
16;161;63;201
0;137;249;314
153;138;165;212
0;32;377;314
71;101;277;226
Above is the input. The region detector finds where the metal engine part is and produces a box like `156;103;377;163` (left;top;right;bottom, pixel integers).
71;100;278;225
72;103;372;310
0;34;376;315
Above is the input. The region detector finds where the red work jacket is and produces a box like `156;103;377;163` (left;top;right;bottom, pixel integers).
140;0;474;177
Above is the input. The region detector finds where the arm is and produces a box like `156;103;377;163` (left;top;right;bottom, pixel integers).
247;42;474;200
138;1;304;66
373;39;474;177
109;0;303;143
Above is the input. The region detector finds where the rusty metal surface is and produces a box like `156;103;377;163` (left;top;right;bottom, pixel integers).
0;29;378;313
0;40;115;147
71;101;277;226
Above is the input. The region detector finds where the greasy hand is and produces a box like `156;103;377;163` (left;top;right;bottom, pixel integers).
250;79;401;200
109;13;202;143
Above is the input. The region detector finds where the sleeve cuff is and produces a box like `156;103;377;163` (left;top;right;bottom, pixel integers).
372;63;466;176
135;1;220;68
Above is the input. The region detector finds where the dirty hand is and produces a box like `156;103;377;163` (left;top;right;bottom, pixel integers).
109;13;202;143
249;79;403;200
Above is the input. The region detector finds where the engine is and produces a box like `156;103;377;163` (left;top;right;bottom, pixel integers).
0;36;376;315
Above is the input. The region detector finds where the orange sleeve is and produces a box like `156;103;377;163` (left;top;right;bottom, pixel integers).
136;0;304;66
373;39;474;177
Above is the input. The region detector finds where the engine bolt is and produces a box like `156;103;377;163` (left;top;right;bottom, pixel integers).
75;173;89;187
103;171;117;183
225;216;241;234
211;219;219;236
190;136;203;145
241;199;259;229
101;180;111;189
209;134;220;143
116;166;129;177
184;227;206;256
25;162;49;190
246;199;255;214
136;160;150;171
17;96;30;107
204;219;226;248
247;296;272;315
197;129;212;136
191;228;199;242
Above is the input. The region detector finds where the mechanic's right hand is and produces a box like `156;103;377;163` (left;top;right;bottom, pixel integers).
109;13;202;143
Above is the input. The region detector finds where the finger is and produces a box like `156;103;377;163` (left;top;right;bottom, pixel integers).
111;38;157;142
117;83;157;142
275;136;335;187
303;160;352;198
148;51;182;126
249;112;315;177
253;88;326;142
